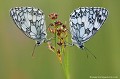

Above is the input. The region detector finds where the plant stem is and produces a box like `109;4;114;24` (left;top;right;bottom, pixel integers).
64;51;70;79
63;37;70;79
54;27;57;53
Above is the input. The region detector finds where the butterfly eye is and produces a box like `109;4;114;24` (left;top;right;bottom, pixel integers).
36;41;40;45
79;45;84;49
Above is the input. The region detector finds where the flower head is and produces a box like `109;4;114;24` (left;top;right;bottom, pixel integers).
48;13;58;20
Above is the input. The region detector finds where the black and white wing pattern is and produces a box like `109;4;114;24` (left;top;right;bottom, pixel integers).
70;7;108;48
10;7;47;45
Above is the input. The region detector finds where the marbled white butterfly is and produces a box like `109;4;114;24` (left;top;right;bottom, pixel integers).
10;7;47;55
70;7;108;49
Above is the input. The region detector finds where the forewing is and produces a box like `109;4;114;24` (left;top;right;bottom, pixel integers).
70;7;108;43
10;7;47;40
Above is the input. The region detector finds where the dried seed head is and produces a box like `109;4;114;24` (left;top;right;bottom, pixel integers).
48;28;52;32
48;13;69;64
57;49;62;63
54;20;62;26
47;42;55;52
56;29;62;36
57;42;63;46
62;24;66;29
48;13;58;20
48;28;55;33
49;23;54;26
57;49;60;54
52;29;55;33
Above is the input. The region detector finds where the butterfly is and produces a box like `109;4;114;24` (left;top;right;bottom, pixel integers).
10;7;47;55
69;7;108;49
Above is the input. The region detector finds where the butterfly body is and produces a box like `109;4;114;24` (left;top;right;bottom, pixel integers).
70;7;108;49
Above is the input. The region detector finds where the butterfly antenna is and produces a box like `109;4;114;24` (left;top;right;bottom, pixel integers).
84;48;89;59
32;44;37;57
84;47;96;59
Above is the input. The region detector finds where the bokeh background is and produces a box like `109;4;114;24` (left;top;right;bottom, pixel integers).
0;0;120;79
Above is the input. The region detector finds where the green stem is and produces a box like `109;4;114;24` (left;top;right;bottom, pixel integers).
54;28;57;53
63;37;70;79
64;51;70;79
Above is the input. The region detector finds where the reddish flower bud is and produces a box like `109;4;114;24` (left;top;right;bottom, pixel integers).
57;42;62;46
47;42;55;52
57;49;62;63
49;23;54;26
54;20;62;26
48;13;58;20
62;24;66;29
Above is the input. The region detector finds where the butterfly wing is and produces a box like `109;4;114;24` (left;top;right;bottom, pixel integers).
70;7;108;47
10;7;47;44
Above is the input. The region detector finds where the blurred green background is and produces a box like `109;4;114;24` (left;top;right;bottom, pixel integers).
0;0;120;79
